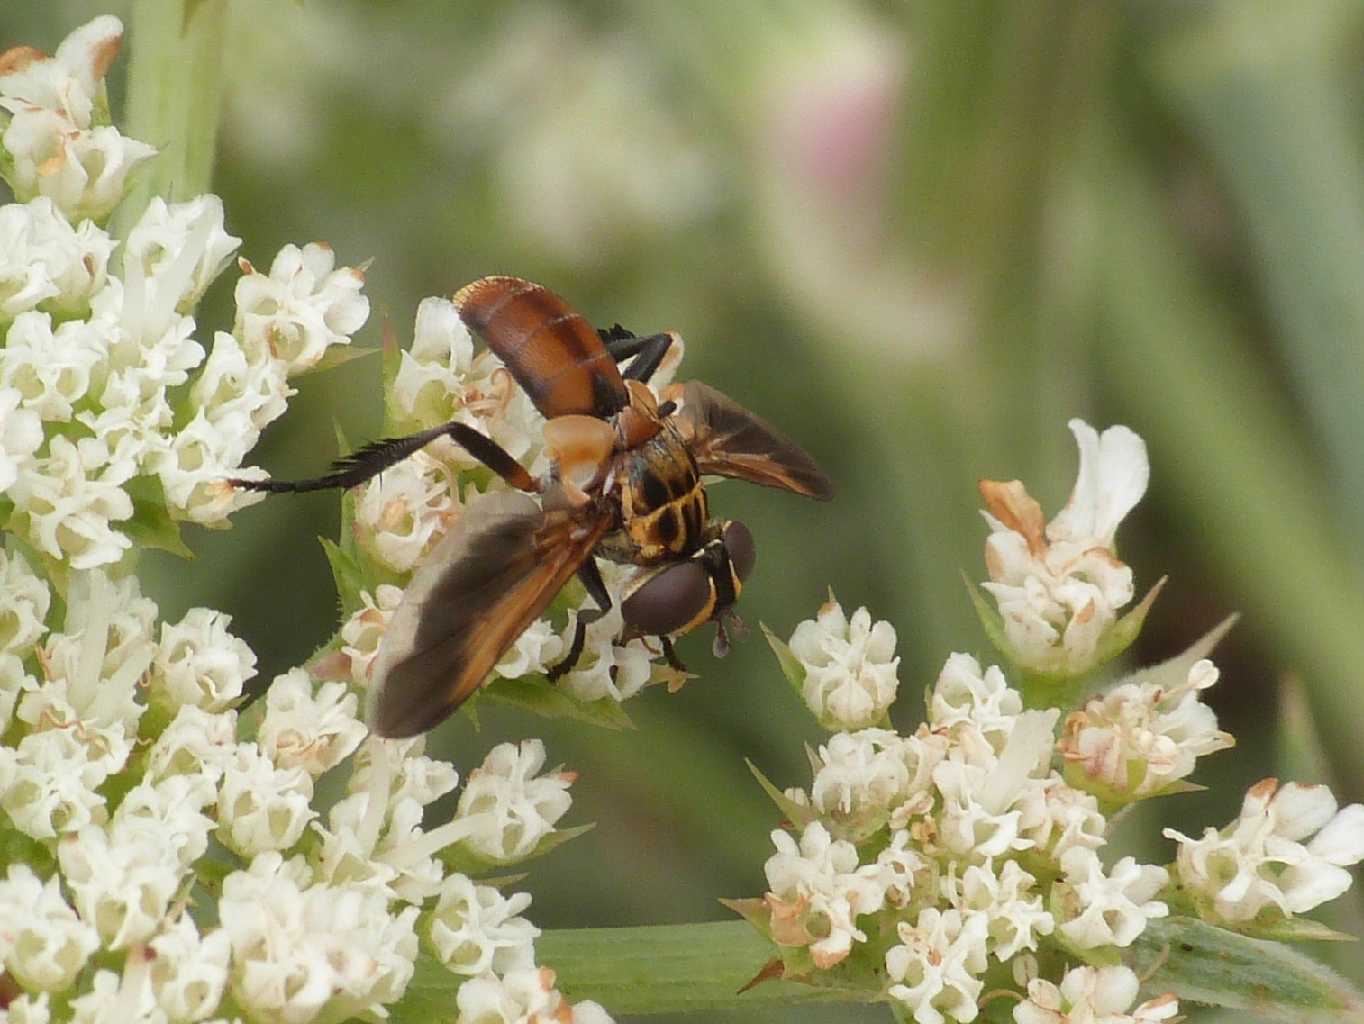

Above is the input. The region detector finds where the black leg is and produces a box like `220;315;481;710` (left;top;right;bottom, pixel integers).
598;323;636;344
660;635;687;673
231;421;536;495
602;331;675;384
547;560;612;681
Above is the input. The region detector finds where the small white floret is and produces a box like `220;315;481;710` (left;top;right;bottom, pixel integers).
429;873;539;976
0;864;100;992
789;596;900;730
453;739;574;865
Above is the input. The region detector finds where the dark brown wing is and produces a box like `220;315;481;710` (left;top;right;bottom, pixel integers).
665;380;833;500
368;491;610;738
454;276;628;419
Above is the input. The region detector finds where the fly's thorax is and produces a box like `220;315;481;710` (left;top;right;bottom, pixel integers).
598;424;707;565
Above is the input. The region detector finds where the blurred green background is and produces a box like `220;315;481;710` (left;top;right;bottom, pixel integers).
6;2;1364;1020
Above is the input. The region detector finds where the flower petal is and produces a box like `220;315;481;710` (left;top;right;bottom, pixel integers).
1047;420;1149;549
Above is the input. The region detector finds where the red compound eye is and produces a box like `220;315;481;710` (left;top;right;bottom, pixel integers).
622;561;711;636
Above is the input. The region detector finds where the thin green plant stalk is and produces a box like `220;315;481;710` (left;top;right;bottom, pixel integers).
1155;2;1364;576
113;0;228;238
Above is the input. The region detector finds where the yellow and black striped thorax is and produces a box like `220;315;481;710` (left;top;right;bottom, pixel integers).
600;421;709;565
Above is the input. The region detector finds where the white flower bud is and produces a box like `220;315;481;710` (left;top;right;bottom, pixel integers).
32;569;154;732
940;859;1053;962
65;964;161;1024
8;435;134;569
219;853;418;1023
150;606;257;712
1060;659;1234;802
1054;848;1168;950
979;420;1150;677
807;728;911;841
885;907;988;1024
144;705;239;783
495;616;565;681
0;726;119;838
310;791;443;902
0;548;50;656
1164;778;1364;924
1020;775;1106;862
339;585;405;688
429;873;539;976
1;312;104;422
789;596;899;730
0;385;43;492
234;242;368;374
113;774;216;868
392;296;475;425
148;915;231;1022
1014;965;1178;1024
0;864;99;992
929;653;1022;751
354;450;456;572
348;734;459;808
154;407;266;525
191;330;291;431
763;821;886;969
122;196;240;327
258;669;366;777
556;609;651;703
454;739;574;865
1;114;157;223
454;966;568;1024
216;743;316;856
0;198;113;318
58;821;185;949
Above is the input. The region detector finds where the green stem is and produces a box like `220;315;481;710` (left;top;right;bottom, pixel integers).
113;0;228;237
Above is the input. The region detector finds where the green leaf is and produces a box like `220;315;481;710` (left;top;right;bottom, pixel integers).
479;676;634;730
294;344;380;377
1127;916;1364;1022
120;477;194;558
380;319;404;434
745;758;816;828
1242;917;1360;945
1087;575;1166;671
963;570;1013;662
319;537;367;617
760;622;806;698
1116;610;1236;695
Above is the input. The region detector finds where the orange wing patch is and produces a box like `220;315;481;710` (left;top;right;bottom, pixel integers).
454;276;628;419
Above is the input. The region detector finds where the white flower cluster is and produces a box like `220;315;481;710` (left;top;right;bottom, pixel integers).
746;417;1364;1021
755;649;1173;1024
0;16;156;222
1165;777;1364;925
0;16;615;1024
1059;657;1234;802
0;18;371;566
0;559;607;1022
978;420;1152;677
